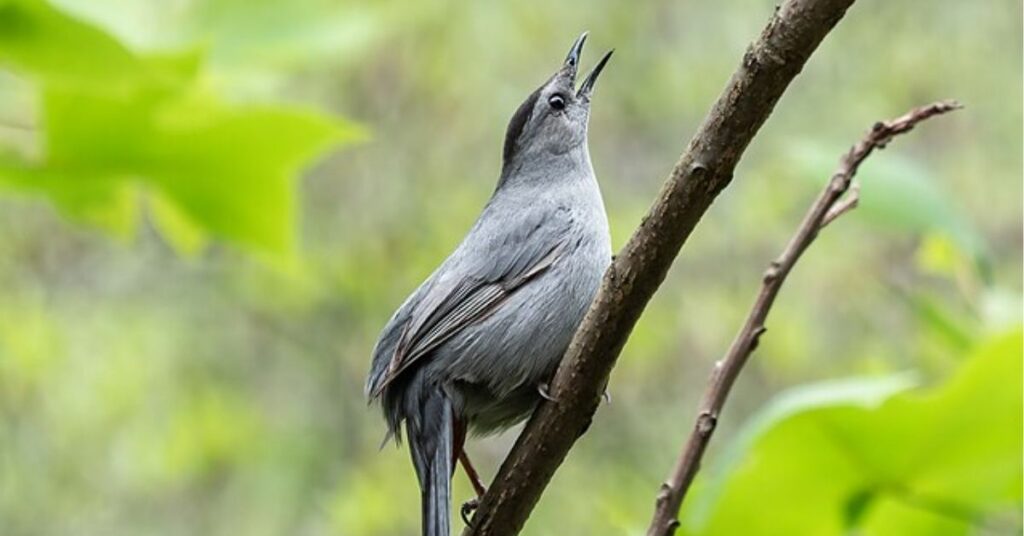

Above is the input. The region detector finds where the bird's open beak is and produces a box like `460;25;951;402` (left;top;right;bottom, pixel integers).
561;32;612;99
563;32;588;83
577;49;613;100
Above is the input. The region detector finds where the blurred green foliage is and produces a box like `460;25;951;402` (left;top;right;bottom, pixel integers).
0;0;362;256
683;330;1022;535
0;1;1019;535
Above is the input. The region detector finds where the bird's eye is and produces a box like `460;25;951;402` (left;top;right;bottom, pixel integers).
548;94;566;111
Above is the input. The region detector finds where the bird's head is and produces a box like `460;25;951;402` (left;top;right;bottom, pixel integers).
501;32;613;171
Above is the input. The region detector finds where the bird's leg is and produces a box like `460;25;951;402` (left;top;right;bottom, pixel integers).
458;449;487;525
459;449;487;496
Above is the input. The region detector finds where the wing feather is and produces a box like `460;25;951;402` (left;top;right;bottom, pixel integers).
370;237;565;398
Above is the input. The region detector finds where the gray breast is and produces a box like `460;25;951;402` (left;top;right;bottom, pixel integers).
428;204;609;434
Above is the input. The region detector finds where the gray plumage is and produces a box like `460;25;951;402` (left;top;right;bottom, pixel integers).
366;33;613;536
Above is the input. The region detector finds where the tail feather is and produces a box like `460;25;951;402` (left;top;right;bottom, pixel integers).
409;391;453;536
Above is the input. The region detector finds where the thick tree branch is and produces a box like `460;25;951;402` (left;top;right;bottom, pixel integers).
463;1;859;534
645;100;962;536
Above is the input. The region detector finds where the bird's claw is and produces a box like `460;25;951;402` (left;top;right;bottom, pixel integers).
537;382;557;402
538;383;607;403
461;497;480;525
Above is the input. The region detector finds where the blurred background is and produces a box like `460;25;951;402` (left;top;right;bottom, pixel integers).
0;0;1020;535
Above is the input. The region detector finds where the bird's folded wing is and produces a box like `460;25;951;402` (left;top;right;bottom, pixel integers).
370;210;569;398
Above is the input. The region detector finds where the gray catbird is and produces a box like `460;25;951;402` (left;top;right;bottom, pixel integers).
366;33;612;536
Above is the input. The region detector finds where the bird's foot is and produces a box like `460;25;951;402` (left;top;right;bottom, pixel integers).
537;382;557;402
461;496;481;525
537;383;609;403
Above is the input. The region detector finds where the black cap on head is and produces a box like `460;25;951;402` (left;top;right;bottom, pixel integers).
503;87;542;163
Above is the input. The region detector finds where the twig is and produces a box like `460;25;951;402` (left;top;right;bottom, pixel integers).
645;99;962;536
464;1;860;534
821;181;860;227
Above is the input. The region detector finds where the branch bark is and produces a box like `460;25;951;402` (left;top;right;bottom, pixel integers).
645;99;962;536
463;1;860;534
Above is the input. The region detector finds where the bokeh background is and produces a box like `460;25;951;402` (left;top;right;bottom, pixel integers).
0;1;1021;535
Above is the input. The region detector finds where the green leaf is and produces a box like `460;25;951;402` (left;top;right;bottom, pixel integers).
0;0;143;86
0;0;365;257
0;154;138;237
147;190;207;257
682;330;1023;536
41;86;362;254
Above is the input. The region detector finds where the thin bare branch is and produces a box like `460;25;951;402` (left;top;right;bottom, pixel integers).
821;181;860;227
645;99;961;536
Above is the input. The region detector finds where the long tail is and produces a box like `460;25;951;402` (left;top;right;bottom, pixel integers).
408;391;454;536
